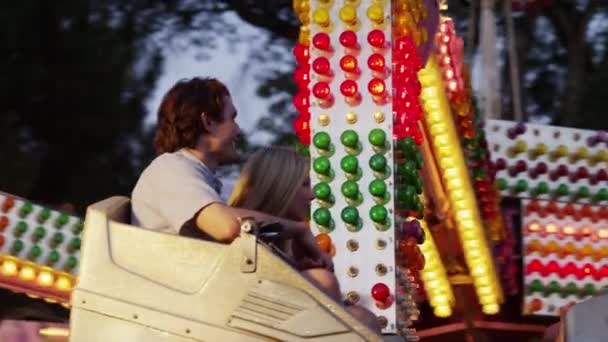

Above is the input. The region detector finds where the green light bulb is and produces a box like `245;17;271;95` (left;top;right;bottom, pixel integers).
556;184;569;197
313;132;331;150
55;213;70;228
65;256;78;271
28;246;42;261
369;205;388;224
37;208;51;223
313;182;331;200
369;180;387;197
397;185;416;204
11;240;24;254
397;160;417;176
528;279;543;293
369;154;386;172
313;208;331;226
535;181;549;195
341;206;359;225
19;202;33;218
50;232;64;248
341;180;359;199
596;188;608;202
564;282;578;296
546;280;561;296
514;179;528;193
582;283;597;297
396;137;415;155
32;226;46;242
341;155;359;174
46;251;60;266
497;178;508;191
368;128;386;147
577;186;590;198
313;157;331;175
68;238;81;253
14;221;28;237
340;130;359;148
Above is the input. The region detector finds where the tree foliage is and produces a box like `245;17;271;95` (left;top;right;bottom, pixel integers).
0;0;236;210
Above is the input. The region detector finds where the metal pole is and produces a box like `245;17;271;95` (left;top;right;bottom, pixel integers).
504;0;524;121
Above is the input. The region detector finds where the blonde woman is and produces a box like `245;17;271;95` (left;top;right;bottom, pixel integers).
228;146;381;334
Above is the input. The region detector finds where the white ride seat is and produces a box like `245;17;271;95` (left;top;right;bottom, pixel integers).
69;196;381;341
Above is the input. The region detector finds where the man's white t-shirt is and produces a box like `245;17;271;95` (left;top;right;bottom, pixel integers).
131;149;223;235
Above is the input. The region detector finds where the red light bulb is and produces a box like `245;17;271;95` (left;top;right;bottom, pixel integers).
293;116;310;145
340;80;357;96
340;80;361;106
525;259;542;275
545;260;560;276
312;82;331;99
509;160;527;176
371;283;390;303
293;43;310;64
293;91;310;115
367;53;385;72
494;158;507;170
312;82;334;108
368;78;387;104
578;263;596;280
312;57;332;76
526;200;540;214
293;116;309;133
293;66;310;89
599;265;608;280
339;55;360;76
367;29;386;48
339;30;359;49
312;33;331;51
559;262;577;278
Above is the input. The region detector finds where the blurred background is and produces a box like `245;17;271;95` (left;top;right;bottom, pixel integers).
1;0;607;214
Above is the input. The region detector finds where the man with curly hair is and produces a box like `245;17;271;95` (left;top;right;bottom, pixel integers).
131;77;326;261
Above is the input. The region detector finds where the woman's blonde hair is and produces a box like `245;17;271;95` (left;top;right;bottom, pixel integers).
228;146;309;217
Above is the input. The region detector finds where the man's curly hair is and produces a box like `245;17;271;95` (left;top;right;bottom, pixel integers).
154;77;230;155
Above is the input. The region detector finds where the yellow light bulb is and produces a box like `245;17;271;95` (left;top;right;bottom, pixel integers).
19;266;36;281
482;303;500;315
480;294;497;306
37;271;54;287
299;12;310;25
346;112;357;124
299;26;311;44
313;8;330;27
339;5;357;25
434;305;452;318
366;4;384;24
56;276;73;291
1;260;18;276
318;114;330;126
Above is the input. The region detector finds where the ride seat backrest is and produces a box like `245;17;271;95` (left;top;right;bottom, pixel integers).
108;198;130;224
79;196;227;294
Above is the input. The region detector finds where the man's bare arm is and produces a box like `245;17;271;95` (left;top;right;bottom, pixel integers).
194;202;308;243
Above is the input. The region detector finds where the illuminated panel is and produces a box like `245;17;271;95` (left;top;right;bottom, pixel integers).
0;192;81;304
486;120;608;205
293;0;434;337
521;198;608;317
418;57;503;314
417;219;454;317
436;17;505;242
